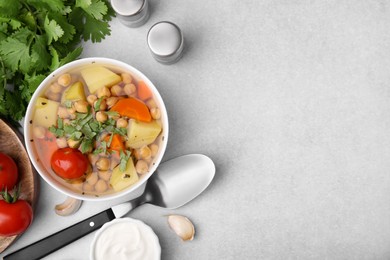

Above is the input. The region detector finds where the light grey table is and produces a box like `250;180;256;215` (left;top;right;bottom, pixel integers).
2;1;390;259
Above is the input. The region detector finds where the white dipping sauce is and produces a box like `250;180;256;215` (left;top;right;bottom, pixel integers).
91;218;160;260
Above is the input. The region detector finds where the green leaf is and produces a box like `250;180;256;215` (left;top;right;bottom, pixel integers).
48;46;60;71
48;13;75;44
0;38;31;73
80;138;93;154
0;0;21;18
84;0;107;20
83;14;110;43
59;46;82;66
31;35;51;71
21;74;46;101
26;0;65;12
44;16;64;44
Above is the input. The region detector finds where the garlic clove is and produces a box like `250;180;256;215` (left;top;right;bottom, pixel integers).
55;197;82;216
167;215;195;241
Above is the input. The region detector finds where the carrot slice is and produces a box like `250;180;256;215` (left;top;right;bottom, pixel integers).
104;134;125;153
110;97;152;122
137;81;153;101
35;131;58;171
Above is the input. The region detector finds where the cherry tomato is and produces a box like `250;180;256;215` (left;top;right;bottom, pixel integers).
50;148;89;179
0;152;18;190
0;199;33;236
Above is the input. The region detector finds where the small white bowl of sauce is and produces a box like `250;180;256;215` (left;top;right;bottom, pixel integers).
90;218;161;260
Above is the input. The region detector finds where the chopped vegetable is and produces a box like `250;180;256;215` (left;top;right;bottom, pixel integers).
62;81;86;103
34;97;60;128
126;119;162;149
110;98;152;122
80;66;122;94
110;157;138;192
0;0;115;124
137;81;153;100
34;131;59;171
103;133;125;153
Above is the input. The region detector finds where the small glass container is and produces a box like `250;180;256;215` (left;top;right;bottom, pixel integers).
147;21;184;64
110;0;150;28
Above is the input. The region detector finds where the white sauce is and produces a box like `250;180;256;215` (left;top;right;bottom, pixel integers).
92;218;160;260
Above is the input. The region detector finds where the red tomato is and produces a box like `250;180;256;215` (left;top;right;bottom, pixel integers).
0;199;33;236
51;148;89;179
0;152;18;190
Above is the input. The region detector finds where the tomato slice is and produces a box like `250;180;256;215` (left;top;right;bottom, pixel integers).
50;148;89;180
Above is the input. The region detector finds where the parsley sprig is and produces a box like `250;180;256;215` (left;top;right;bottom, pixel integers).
0;0;115;124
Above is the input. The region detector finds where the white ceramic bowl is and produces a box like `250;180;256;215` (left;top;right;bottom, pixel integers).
24;57;168;201
90;218;161;260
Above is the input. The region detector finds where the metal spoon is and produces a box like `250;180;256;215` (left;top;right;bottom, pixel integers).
4;154;215;260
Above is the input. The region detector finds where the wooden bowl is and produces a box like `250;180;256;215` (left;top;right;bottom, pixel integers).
0;119;38;253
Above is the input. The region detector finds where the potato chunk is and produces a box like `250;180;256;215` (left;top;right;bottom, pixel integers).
61;81;86;103
33;97;60;128
126;119;162;149
110;159;139;192
80;66;121;94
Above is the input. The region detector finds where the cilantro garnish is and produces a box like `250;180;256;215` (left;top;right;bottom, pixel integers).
119;150;132;172
0;0;115;124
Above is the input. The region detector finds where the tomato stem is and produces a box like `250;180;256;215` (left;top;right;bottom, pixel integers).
1;183;21;203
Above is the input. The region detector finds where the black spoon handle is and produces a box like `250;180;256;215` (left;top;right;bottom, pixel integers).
3;209;115;260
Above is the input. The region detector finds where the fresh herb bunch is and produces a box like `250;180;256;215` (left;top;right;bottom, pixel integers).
0;0;115;124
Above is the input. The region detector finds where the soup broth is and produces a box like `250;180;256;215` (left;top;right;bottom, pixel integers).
29;63;165;197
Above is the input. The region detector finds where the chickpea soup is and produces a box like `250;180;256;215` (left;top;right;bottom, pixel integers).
28;63;166;197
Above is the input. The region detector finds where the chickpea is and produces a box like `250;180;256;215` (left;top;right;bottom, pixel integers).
97;86;111;98
83;182;94;192
74;100;89;113
87;95;97;105
116;118;128;128
56;137;68;148
136;160;149;174
87;172;99;186
57;106;69;119
67;139;80;148
139;146;151;159
123;83;136;96
133;149;141;160
96;157;110;171
150;144;159;157
150;107;161;119
98;170;111;181
95;179;108;193
146;99;157;109
111;85;122;96
88;154;99;165
121;73;132;84
57;74;72;87
106;97;119;108
46;91;60;102
50;83;62;94
93;99;107;111
33;126;45;139
96;111;108;123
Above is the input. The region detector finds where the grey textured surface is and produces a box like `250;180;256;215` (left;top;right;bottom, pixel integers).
2;1;390;259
